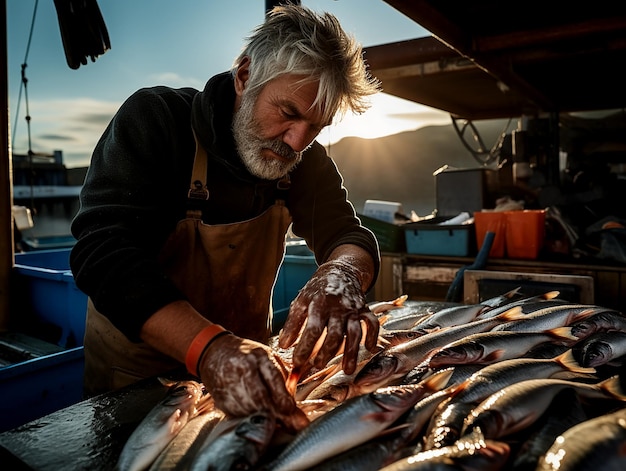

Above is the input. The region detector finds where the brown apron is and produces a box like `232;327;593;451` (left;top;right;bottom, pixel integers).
83;136;293;396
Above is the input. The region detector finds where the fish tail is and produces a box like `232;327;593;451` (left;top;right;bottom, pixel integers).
393;294;409;306
498;305;524;322
599;375;626;400
547;326;579;343
543;290;561;300
555;349;596;374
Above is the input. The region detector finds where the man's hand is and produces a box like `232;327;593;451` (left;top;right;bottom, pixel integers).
278;258;379;375
198;333;309;432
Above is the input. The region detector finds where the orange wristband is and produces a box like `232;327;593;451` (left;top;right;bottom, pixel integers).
185;324;230;376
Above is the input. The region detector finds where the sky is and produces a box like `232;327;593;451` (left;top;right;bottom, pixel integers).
7;0;451;169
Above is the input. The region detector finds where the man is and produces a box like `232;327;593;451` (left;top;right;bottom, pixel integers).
70;4;381;431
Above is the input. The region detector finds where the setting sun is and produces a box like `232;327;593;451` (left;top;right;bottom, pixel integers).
318;93;451;145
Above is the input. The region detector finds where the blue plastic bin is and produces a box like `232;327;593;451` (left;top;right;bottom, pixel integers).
404;221;475;256
14;249;87;348
0;347;84;432
272;252;317;333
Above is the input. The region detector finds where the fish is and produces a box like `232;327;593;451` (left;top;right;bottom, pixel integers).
570;309;626;339
422;355;593;450
187;412;276;471
574;330;626;367
461;375;626;440
377;301;448;331
450;351;595;405
476;291;561;319
396;386;458;447
148;406;224;470
537;405;626;470
306;434;412;471
426;328;579;368
491;305;610;333
511;387;589;471
411;304;489;331
379;427;510;471
480;286;522;308
422;397;475;450
369;295;409;314
353;307;524;393
116;379;209;471
266;375;451;471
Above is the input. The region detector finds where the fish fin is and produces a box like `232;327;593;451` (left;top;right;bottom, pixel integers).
599;375;626;400
422;368;455;392
554;350;596;374
542;290;561;300
378;314;391;326
498;305;524;322
482;350;506;362
547;326;579;343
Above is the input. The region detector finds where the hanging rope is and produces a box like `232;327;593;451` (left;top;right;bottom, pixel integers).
53;0;111;70
11;0;39;150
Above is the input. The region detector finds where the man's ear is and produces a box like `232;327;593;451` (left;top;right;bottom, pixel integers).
234;57;251;97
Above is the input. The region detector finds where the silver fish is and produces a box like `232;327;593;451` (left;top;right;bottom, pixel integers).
491;305;606;332
116;379;208;471
379;427;510;471
537;406;626;471
476;291;561;319
187;412;276;471
354;307;524;393
148;406;224;471
570;310;626;339
411;304;488;331
461;375;626;440
426;328;578;368
480;286;521;308
450;350;595;405
267;377;450;471
575;330;626;367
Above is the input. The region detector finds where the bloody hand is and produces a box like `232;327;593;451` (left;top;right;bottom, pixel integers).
278;259;379;375
197;333;309;432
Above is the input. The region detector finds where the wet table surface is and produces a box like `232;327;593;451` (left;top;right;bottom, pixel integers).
0;301;458;470
0;373;182;471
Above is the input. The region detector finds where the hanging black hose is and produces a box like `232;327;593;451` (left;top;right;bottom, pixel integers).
53;0;111;70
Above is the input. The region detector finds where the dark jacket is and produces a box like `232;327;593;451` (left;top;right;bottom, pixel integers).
70;72;380;341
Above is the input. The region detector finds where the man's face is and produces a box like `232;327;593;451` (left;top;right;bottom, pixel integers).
232;74;329;180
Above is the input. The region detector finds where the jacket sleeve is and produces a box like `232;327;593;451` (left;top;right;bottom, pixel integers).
70;87;196;341
289;142;381;291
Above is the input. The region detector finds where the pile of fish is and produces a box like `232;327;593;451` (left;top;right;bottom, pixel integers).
116;289;626;471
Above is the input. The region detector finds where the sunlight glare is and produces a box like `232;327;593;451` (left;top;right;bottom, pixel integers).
319;93;450;145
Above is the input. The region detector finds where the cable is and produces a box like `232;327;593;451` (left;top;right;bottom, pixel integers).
451;115;513;166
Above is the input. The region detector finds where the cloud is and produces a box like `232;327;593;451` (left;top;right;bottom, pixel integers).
148;72;204;89
11;97;120;168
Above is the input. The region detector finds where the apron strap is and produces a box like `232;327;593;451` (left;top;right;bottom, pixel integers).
186;131;209;219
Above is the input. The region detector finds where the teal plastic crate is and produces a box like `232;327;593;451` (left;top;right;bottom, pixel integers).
358;213;406;253
13;249;87;348
272;253;317;333
404;220;475;256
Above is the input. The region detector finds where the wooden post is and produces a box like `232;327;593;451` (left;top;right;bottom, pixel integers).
0;0;13;332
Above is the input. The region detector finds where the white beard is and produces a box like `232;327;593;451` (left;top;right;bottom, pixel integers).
232;91;303;180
